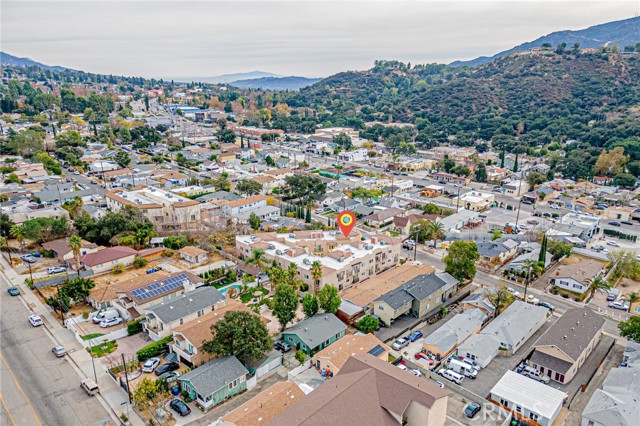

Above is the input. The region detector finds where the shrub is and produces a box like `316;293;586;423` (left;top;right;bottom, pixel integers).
136;336;173;362
295;350;306;364
133;256;148;268
112;264;125;275
127;318;145;336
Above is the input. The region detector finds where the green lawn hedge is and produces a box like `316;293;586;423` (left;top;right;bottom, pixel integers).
136;336;173;362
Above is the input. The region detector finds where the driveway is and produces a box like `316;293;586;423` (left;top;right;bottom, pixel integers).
99;333;148;366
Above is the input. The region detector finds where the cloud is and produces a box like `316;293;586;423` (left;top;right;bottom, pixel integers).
1;0;637;78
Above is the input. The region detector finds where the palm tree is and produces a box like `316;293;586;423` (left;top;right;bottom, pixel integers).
245;249;267;271
427;220;445;250
0;235;10;263
287;262;298;284
310;261;323;294
588;276;611;299
68;235;83;277
10;225;25;249
522;259;541;300
623;292;639;308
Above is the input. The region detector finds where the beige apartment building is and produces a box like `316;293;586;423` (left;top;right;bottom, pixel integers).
106;185;201;231
236;231;401;293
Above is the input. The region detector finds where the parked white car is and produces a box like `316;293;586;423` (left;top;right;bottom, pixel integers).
100;317;124;328
142;357;161;373
29;315;43;327
609;301;630;311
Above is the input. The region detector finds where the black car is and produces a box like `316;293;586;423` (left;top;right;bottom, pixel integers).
609;221;622;227
154;362;180;376
169;399;191;416
621;221;634;226
464;402;481;418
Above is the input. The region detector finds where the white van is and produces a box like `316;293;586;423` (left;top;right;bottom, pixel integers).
439;369;464;385
92;309;120;324
523;366;549;383
448;359;477;379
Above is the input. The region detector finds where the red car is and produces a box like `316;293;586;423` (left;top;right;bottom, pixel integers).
414;352;434;365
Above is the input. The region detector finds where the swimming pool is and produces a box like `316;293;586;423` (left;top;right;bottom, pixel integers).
219;284;241;295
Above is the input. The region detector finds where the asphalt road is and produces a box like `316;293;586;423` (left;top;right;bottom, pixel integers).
0;276;110;426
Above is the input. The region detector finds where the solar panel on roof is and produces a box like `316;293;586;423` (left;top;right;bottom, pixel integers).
368;345;385;357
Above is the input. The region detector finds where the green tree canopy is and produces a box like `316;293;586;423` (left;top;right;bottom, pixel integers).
443;240;479;282
273;284;298;331
285;175;326;205
236;179;263;196
202;311;273;361
301;294;319;318
356;315;379;334
318;284;341;314
618;316;640;342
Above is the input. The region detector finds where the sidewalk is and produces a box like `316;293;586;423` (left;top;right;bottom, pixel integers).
0;255;145;426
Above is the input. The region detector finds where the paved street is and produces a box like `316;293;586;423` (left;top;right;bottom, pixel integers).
0;273;111;426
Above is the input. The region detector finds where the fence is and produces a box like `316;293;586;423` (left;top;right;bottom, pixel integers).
69;322;129;348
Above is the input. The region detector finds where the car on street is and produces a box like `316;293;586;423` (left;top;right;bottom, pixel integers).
410;369;422;377
155;361;180;376
408;331;423;342
609;221;622;226
47;266;67;274
314;208;325;214
492;188;502;192
607;240;621;247
7;286;20;296
453;183;462;188
536;301;555;311
402;240;416;250
158;371;181;383
465;402;482;419
169;399;191;416
507;287;521;298
52;345;66;357
20;254;38;263
142;357;161;373
99;317;123;328
392;338;409;351
621;221;634;226
73;171;80;175
29;315;43;327
434;381;445;388
609;301;630;311
550;205;560;210
527;219;539;225
397;363;408;371
518;224;528;230
274;340;292;352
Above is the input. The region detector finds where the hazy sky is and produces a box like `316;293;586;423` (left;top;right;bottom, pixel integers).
2;1;638;79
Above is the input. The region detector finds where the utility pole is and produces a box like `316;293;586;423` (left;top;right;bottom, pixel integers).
122;353;132;408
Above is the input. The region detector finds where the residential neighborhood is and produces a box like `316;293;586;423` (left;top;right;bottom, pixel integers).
2;13;640;426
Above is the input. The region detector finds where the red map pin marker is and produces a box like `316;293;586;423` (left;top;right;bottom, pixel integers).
337;210;356;237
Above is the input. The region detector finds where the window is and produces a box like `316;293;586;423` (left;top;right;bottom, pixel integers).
179;318;183;325
198;310;204;317
499;399;509;408
335;333;341;339
529;412;539;422
515;405;522;413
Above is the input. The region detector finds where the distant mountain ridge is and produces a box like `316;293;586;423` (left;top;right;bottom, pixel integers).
451;16;640;67
1;52;71;71
189;71;280;84
231;76;321;91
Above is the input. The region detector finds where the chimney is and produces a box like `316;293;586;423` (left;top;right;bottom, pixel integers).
183;279;196;293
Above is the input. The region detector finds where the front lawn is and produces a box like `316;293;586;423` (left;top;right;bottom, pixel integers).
82;333;105;341
241;287;269;303
87;340;117;357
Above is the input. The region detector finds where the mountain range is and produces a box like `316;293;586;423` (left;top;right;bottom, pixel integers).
0;52;70;71
231;76;322;91
451;16;640;67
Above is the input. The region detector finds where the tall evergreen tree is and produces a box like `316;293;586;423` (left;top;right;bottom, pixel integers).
500;149;505;168
513;154;519;172
539;235;548;263
305;207;311;223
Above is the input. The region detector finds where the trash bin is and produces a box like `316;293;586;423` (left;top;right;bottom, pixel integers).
172;386;180;396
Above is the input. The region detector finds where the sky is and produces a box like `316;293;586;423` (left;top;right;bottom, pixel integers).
2;1;638;79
